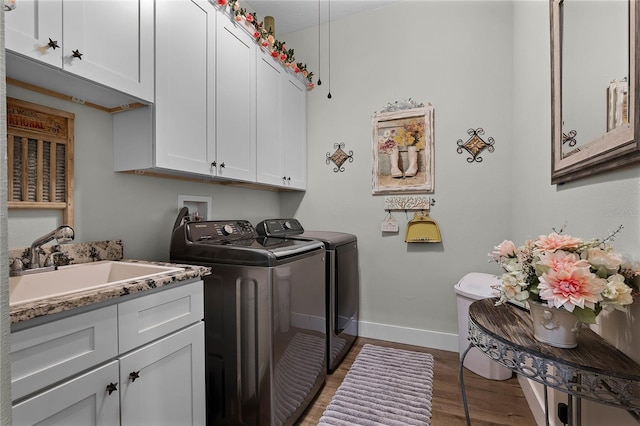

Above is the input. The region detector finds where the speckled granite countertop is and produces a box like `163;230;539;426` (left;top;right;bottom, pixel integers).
9;241;210;324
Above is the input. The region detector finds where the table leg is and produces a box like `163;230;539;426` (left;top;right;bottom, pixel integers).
459;343;473;426
544;385;550;426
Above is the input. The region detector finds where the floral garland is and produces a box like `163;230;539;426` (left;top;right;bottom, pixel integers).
215;0;315;89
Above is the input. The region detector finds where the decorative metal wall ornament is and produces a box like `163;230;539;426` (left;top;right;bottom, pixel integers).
562;129;578;147
326;142;354;172
456;128;495;163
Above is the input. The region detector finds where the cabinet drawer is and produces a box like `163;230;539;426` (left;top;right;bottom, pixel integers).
11;305;118;401
118;280;204;353
12;360;120;426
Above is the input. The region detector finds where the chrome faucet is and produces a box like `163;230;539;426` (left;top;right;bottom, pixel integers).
29;225;75;269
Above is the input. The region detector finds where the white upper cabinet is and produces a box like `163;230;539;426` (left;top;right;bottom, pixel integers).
257;51;308;190
153;0;216;175
281;75;307;190
4;0;62;68
5;0;154;105
113;0;216;176
215;13;257;182
256;51;284;187
113;3;306;190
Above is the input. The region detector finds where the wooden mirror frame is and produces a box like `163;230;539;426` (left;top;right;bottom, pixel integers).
551;0;640;184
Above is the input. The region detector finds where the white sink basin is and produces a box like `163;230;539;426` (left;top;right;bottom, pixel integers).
9;261;184;307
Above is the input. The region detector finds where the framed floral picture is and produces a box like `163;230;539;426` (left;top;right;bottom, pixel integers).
372;105;434;194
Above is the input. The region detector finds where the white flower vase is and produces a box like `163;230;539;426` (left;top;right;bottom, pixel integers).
528;300;581;348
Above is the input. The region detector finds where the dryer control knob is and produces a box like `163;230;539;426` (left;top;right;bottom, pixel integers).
283;221;292;230
222;224;234;235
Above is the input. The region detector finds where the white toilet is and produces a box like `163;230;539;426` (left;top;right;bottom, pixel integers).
455;272;512;380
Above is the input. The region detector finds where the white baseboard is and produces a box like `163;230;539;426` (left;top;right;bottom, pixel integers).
358;320;459;352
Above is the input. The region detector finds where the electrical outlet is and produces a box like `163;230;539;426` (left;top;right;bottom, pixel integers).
557;402;568;424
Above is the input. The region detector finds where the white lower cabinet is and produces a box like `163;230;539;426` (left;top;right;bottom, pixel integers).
11;280;205;426
120;323;205;426
12;361;120;426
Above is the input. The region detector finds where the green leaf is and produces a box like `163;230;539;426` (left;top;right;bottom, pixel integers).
572;306;597;324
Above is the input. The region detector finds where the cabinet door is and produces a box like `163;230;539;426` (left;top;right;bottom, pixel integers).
154;0;216;174
4;0;62;68
215;14;257;181
120;323;206;426
12;360;120;426
256;51;285;186
281;76;307;190
62;0;154;102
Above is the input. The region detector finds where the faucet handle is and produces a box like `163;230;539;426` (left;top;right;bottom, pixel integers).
10;258;24;272
44;251;65;267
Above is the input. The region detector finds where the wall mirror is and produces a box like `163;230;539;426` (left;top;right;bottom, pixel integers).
551;0;640;184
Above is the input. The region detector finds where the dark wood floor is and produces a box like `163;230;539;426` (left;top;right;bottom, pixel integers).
297;337;536;425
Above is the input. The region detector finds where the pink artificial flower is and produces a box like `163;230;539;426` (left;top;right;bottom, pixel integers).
270;50;278;58
302;70;308;77
535;232;582;252
267;35;275;45
491;240;516;260
261;40;269;47
217;0;227;5
246;14;254;23
537;250;590;272
279;53;286;61
234;15;242;22
307;82;315;90
538;262;605;312
253;31;260;39
294;66;300;73
585;247;623;274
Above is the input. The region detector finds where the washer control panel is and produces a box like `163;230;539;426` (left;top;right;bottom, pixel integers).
187;220;257;242
255;218;304;237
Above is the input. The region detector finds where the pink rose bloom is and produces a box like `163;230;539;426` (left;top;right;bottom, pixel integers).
490;240;515;262
535;232;582;252
585;247;623;274
217;0;227;5
601;274;633;311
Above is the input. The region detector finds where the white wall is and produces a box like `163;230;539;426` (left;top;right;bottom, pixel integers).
6;86;281;261
512;1;640;424
281;0;514;349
